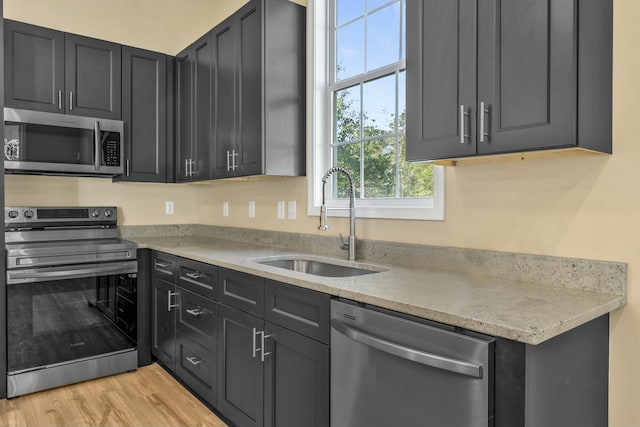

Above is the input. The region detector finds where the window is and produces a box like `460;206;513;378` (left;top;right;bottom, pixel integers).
308;0;444;220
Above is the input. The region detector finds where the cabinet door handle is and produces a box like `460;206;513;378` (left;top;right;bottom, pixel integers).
260;331;272;362
155;261;170;269
186;308;206;317
185;271;204;280
58;90;62;110
479;101;490;143
226;150;231;172
126;159;131;177
232;150;239;171
186;356;202;366
69;91;74;111
252;327;259;358
167;290;179;311
459;105;469;144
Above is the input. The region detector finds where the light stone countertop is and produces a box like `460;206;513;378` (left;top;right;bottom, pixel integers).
129;235;625;345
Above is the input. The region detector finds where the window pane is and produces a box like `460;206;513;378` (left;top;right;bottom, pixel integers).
336;19;365;81
399;136;434;197
368;0;392;12
363;138;396;198
334;143;362;198
398;70;406;133
337;0;364;26
334;85;361;143
363;74;396;137
367;2;401;71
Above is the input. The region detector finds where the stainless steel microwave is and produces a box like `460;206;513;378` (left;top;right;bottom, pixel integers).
4;108;124;177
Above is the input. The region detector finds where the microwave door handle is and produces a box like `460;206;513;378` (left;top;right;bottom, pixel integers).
94;121;101;171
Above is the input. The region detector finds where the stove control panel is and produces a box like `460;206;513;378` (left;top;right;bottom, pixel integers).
5;206;118;227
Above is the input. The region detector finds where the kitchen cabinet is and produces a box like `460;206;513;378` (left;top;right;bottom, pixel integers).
175;32;212;182
218;268;330;427
120;46;170;182
211;0;306;179
406;0;612;162
4;20;122;119
150;251;219;406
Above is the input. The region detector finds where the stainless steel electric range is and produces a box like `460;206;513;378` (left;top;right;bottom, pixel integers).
4;206;138;398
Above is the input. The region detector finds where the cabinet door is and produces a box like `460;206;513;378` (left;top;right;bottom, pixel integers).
151;277;177;372
192;32;213;181
65;34;121;119
121;46;167;182
218;304;264;427
406;0;477;161
476;0;576;154
236;0;263;177
4;20;65;113
264;322;329;427
175;46;193;182
211;16;237;179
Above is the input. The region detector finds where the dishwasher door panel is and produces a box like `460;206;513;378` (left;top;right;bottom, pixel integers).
331;300;494;427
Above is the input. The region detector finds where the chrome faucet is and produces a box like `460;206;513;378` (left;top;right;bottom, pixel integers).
318;166;357;261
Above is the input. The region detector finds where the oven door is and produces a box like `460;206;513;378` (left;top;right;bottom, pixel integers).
6;261;138;397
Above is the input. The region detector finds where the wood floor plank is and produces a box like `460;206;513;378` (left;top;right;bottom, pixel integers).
0;363;227;427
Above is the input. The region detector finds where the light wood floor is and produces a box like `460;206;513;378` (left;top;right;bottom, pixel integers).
0;363;228;427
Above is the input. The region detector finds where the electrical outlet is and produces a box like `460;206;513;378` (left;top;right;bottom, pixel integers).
288;201;296;220
249;201;256;218
223;202;229;217
165;201;174;215
277;201;285;219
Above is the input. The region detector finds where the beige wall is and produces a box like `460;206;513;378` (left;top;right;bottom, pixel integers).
4;0;640;424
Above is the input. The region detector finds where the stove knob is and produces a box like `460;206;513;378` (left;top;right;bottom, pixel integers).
8;210;18;219
104;209;113;218
23;210;34;219
91;209;100;218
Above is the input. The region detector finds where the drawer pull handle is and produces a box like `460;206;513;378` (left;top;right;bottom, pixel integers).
186;308;206;317
155;261;170;269
186;356;202;366
185;271;204;280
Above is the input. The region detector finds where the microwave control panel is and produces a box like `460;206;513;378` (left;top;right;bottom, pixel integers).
103;134;121;167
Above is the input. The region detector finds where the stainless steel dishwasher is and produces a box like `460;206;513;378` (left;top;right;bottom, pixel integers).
331;299;495;427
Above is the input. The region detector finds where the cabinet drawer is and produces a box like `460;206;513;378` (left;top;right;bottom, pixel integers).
152;252;178;281
177;258;218;300
177;287;218;352
219;268;264;317
175;333;217;407
264;280;330;345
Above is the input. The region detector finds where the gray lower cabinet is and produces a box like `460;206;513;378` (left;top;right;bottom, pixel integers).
211;0;306;179
175;32;212;182
406;0;612;161
150;251;219;407
120;46;169;182
4;19;122;119
217;269;330;427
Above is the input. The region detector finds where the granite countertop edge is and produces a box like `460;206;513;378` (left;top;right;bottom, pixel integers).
130;235;625;346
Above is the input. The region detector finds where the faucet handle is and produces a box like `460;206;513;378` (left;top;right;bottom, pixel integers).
339;233;349;251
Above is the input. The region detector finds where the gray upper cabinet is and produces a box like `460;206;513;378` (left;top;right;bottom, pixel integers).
65;34;121;120
406;0;613;162
4;20;122;120
175;32;212;182
211;0;306;179
120;46;168;182
4;20;64;114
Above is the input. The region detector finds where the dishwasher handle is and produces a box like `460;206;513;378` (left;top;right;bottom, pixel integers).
331;319;483;378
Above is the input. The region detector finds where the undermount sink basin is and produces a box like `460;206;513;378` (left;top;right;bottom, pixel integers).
254;256;386;277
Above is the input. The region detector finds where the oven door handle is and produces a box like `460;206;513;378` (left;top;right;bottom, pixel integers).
7;261;138;284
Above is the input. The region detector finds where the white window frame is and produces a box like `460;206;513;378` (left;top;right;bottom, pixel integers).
306;0;445;221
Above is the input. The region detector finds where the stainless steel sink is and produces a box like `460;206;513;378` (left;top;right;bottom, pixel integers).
254;256;385;277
